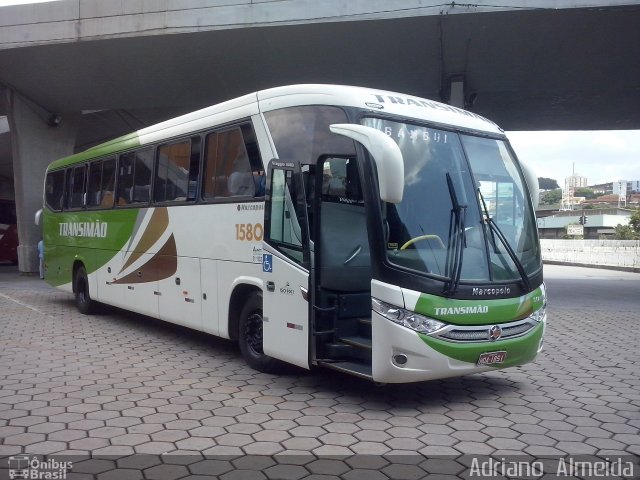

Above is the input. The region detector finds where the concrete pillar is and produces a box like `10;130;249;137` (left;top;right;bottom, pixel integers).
5;88;77;273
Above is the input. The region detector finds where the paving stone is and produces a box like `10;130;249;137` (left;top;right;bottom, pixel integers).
133;441;175;454
282;437;322;450
48;429;86;441
143;464;189;480
1;275;639;480
263;464;309;480
318;432;358;447
23;440;67;454
3;432;45;445
97;468;143;480
110;433;150;446
92;445;136;456
221;470;267;480
382;464;427;480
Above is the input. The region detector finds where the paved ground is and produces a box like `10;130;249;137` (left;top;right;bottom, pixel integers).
0;264;638;479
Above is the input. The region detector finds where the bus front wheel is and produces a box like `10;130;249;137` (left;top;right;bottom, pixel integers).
238;292;278;373
74;266;96;315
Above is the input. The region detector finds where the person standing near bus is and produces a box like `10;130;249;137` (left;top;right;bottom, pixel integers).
37;239;44;279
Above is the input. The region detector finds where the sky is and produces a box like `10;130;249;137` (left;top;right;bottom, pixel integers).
505;130;640;187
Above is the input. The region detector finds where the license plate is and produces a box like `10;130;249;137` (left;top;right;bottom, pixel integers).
477;351;507;366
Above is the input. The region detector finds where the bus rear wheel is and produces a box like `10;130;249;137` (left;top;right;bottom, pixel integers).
74;266;96;315
238;292;278;373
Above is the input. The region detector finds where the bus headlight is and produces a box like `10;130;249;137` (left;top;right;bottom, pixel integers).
530;304;547;323
372;298;445;334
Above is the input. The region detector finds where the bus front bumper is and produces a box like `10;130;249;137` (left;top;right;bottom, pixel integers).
371;311;545;383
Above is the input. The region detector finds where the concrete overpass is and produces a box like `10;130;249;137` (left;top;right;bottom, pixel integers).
1;0;639;271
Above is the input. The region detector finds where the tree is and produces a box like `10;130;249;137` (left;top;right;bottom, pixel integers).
574;187;597;200
538;177;560;190
629;210;640;233
613;224;638;240
540;189;562;205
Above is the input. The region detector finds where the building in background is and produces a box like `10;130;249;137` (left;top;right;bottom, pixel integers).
562;174;588;210
536;208;632;239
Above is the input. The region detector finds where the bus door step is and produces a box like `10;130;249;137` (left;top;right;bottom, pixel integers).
317;360;373;380
339;335;372;350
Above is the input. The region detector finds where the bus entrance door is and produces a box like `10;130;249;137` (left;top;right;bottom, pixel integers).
262;163;311;370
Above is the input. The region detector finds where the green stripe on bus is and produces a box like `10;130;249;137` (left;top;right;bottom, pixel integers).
43;208;140;286
419;322;543;368
47;133;141;171
414;287;544;325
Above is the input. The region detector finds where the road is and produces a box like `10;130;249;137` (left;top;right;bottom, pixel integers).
0;263;638;479
544;264;640;311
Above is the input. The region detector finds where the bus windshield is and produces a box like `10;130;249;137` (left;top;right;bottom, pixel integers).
362;117;540;284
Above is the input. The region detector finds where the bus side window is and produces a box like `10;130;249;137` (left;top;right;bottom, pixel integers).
66;165;86;210
202;123;263;200
117;148;153;206
131;148;153;204
117;153;134;205
100;158;116;208
154;139;193;203
45;170;65;211
87;158;116;208
87;160;103;207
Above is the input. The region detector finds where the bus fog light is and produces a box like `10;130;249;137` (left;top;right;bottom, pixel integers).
372;298;445;334
393;354;408;366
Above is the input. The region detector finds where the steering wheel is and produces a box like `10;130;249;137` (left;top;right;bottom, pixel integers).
400;234;445;250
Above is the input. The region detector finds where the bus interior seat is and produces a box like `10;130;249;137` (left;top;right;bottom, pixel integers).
71;193;83;208
228;172;254;196
319;201;371;292
101;191;115;207
132;185;150;202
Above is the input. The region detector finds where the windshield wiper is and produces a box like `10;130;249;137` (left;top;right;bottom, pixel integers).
477;188;531;291
443;173;467;296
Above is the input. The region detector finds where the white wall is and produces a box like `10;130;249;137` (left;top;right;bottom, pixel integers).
541;239;640;271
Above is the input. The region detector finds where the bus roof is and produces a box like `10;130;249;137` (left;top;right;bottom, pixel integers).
47;84;503;171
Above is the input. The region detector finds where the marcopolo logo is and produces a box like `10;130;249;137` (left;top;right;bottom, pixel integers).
472;286;511;296
435;305;489;316
59;221;107;238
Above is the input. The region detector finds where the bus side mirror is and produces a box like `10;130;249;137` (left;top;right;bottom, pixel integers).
519;160;539;209
329;124;404;204
35;208;42;226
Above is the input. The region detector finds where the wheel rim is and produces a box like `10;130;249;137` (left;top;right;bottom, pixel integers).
244;311;264;356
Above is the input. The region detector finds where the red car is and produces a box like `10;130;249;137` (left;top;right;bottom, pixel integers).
0;199;18;264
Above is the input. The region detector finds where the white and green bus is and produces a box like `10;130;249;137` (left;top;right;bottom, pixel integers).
42;84;546;383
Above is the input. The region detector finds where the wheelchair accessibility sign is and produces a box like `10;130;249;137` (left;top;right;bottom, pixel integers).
263;254;273;273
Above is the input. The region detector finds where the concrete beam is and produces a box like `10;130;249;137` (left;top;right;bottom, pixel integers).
6;89;77;273
1;0;637;49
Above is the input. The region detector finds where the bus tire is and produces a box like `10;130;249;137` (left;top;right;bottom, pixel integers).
238;291;278;373
74;266;96;315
